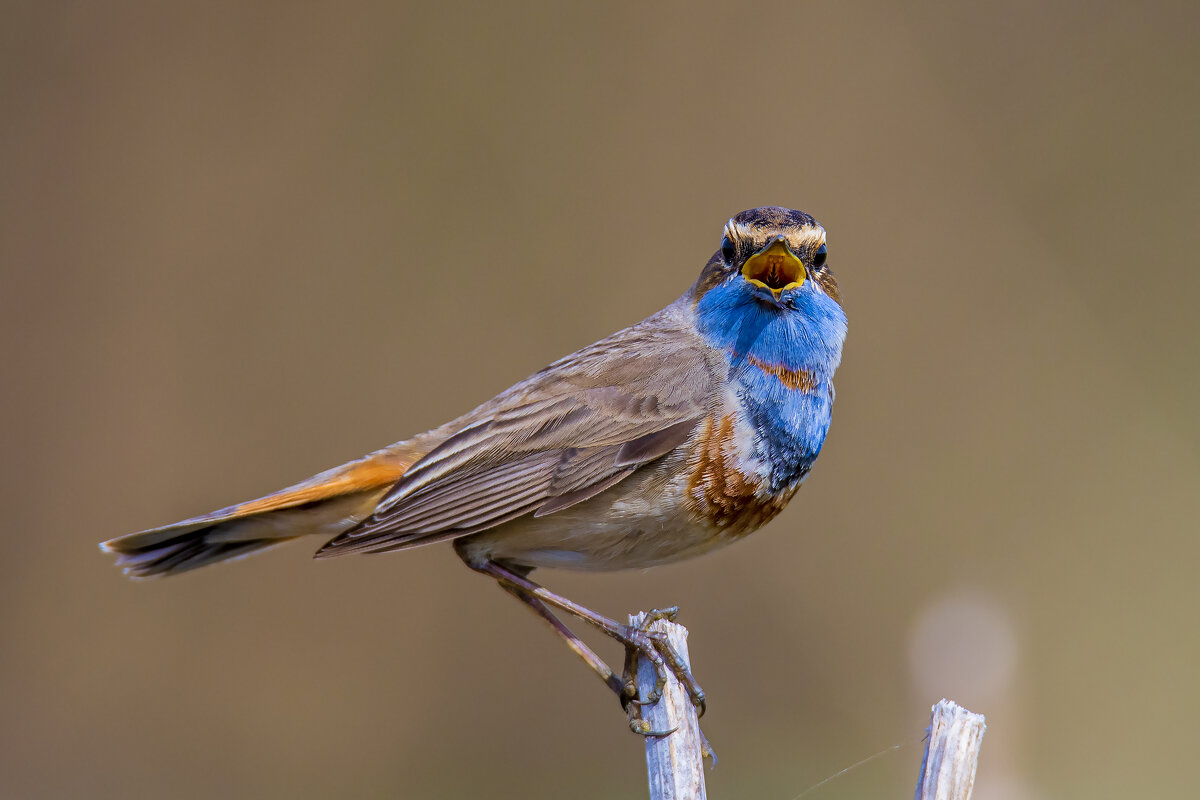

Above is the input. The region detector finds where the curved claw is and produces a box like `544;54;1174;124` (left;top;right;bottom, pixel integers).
629;718;679;737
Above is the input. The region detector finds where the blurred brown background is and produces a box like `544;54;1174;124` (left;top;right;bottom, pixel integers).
2;2;1197;798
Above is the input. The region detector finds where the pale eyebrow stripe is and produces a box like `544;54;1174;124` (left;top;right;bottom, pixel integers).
727;221;826;250
791;226;827;249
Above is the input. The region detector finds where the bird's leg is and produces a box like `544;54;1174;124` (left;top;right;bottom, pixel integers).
498;584;675;737
461;555;706;724
496;581;622;696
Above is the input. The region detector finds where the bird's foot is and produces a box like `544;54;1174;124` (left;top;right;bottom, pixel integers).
619;607;706;735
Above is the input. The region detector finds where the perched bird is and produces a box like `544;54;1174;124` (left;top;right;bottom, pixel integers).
101;206;847;720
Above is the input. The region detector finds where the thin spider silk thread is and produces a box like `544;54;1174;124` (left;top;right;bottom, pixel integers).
789;737;919;799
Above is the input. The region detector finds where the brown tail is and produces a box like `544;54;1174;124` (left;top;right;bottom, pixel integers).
101;450;413;578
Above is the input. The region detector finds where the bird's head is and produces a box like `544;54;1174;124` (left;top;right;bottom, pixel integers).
691;207;846;371
692;207;840;307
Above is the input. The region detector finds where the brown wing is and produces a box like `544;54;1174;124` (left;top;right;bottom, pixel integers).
315;306;716;557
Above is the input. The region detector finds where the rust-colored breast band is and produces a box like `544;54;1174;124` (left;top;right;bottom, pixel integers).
686;414;786;534
746;357;818;392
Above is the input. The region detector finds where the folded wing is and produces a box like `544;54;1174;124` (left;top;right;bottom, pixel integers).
316;311;714;557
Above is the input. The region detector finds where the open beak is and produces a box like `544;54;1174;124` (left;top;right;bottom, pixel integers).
741;239;805;298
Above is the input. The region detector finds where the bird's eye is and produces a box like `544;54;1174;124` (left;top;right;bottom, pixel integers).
812;243;827;269
721;236;736;263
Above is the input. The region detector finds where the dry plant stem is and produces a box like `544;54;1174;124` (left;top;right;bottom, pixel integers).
913;699;987;800
631;612;708;800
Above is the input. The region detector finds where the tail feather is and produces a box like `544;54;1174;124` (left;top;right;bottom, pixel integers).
101;448;415;579
102;530;300;578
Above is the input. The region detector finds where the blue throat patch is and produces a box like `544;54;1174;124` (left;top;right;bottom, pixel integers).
695;279;847;490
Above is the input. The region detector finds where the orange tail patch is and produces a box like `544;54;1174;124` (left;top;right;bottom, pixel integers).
101;446;423;578
227;451;414;517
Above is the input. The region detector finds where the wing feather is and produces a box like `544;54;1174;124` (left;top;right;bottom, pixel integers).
384;454;559;533
316;304;716;558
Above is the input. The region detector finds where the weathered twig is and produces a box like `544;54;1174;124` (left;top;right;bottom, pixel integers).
913;699;987;800
626;622;984;800
630;612;707;800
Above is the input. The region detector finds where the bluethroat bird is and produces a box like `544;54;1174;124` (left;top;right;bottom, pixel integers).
101;206;847;725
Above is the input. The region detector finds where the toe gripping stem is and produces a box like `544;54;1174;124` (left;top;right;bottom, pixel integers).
621;608;708;739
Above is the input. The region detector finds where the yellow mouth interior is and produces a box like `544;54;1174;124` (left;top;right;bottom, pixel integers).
741;239;805;296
